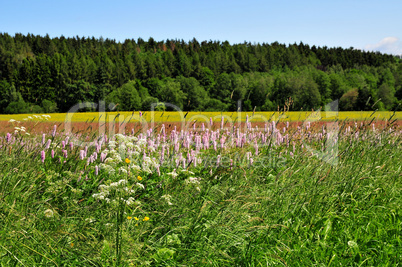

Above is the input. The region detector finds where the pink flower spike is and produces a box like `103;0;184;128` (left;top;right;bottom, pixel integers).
80;150;85;160
45;139;51;150
101;152;107;162
157;165;161;176
51;149;55;158
41;151;45;163
52;125;57;137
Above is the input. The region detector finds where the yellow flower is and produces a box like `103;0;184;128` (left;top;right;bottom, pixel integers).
127;216;132;220
71;243;74;247
125;158;131;164
143;216;150;221
137;176;142;181
134;217;139;221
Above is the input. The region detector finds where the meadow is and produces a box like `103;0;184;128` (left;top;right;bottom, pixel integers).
0;112;401;266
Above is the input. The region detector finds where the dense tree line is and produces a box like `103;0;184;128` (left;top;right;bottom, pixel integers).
0;33;401;113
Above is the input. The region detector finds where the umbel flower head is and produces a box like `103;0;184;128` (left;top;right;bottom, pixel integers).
44;209;54;218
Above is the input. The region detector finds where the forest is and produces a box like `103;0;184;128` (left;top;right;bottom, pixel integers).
0;33;401;113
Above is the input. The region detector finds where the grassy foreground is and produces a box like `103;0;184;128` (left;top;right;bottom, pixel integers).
0;116;401;266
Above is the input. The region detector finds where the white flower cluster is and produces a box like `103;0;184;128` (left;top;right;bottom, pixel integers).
22;114;51;121
14;126;27;134
185;177;201;192
92;179;142;206
104;149;122;166
130;164;142;172
9;115;51;135
166;169;179;178
85;218;96;223
141;155;158;174
185;177;201;185
99;163;116;174
44;209;55;218
114;134;142;157
161;194;173;205
99;133;158;176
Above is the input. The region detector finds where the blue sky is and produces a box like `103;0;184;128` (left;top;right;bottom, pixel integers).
1;0;401;55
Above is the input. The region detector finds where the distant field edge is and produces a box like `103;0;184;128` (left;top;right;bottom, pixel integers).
0;111;401;123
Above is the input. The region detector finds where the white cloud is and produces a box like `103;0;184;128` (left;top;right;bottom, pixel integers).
364;37;402;55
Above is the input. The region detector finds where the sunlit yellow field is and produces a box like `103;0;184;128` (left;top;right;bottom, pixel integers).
0;111;401;123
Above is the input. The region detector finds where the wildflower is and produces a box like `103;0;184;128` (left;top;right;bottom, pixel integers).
143;216;150;221
118;179;128;185
126;197;140;206
41;151;46;163
52;125;57;137
161;194;173;205
100;152;107;162
80;150;85;160
127;216;132;220
348;241;358;249
156;164;161;176
44;209;54;218
125;158;131;164
45;139;51;149
186;177;200;185
130;164;141;172
134;217;139;221
137;176;142;181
